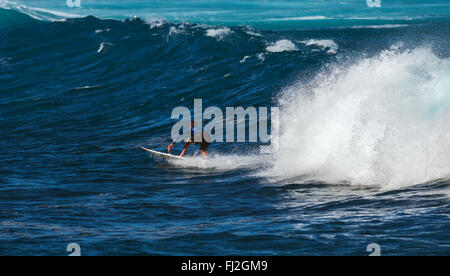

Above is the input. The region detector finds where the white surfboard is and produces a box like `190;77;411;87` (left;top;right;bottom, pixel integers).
140;146;185;161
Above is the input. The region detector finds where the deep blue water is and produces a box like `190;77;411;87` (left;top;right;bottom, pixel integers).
0;0;449;255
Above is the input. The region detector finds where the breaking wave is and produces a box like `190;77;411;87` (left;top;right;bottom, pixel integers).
269;47;450;190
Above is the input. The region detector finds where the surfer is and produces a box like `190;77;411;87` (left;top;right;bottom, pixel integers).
167;120;210;157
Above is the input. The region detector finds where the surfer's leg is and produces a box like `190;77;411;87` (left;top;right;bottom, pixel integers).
200;141;210;157
180;141;191;157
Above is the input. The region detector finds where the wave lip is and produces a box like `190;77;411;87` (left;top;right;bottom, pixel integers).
97;42;114;54
0;1;80;22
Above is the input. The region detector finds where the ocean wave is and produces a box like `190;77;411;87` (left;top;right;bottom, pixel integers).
0;7;35;28
97;42;113;54
2;7;449;190
350;24;410;29
171;154;267;171
266;40;297;53
267;47;450;190
0;1;79;22
168;26;182;36
205;27;233;40
302;39;339;54
68;85;102;92
0;57;11;65
1;0;449;31
242;26;262;37
148;19;167;29
256;53;265;62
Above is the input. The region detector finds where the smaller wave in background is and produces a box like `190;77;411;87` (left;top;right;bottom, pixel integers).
0;1;79;22
170;154;268;171
0;6;36;28
302;39;339;54
266;40;297;53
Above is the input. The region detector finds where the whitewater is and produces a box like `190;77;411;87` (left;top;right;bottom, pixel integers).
271;47;450;190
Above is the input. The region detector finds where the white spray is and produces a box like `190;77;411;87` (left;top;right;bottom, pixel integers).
269;47;450;189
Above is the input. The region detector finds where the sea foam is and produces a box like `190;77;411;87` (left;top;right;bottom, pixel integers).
267;47;450;190
303;39;338;54
206;28;233;40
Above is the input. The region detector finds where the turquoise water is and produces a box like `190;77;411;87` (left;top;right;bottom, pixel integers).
4;0;450;29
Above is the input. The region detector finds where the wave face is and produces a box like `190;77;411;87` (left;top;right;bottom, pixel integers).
0;3;449;256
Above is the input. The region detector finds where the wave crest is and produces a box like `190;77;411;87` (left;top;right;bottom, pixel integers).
0;1;79;22
266;39;297;53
